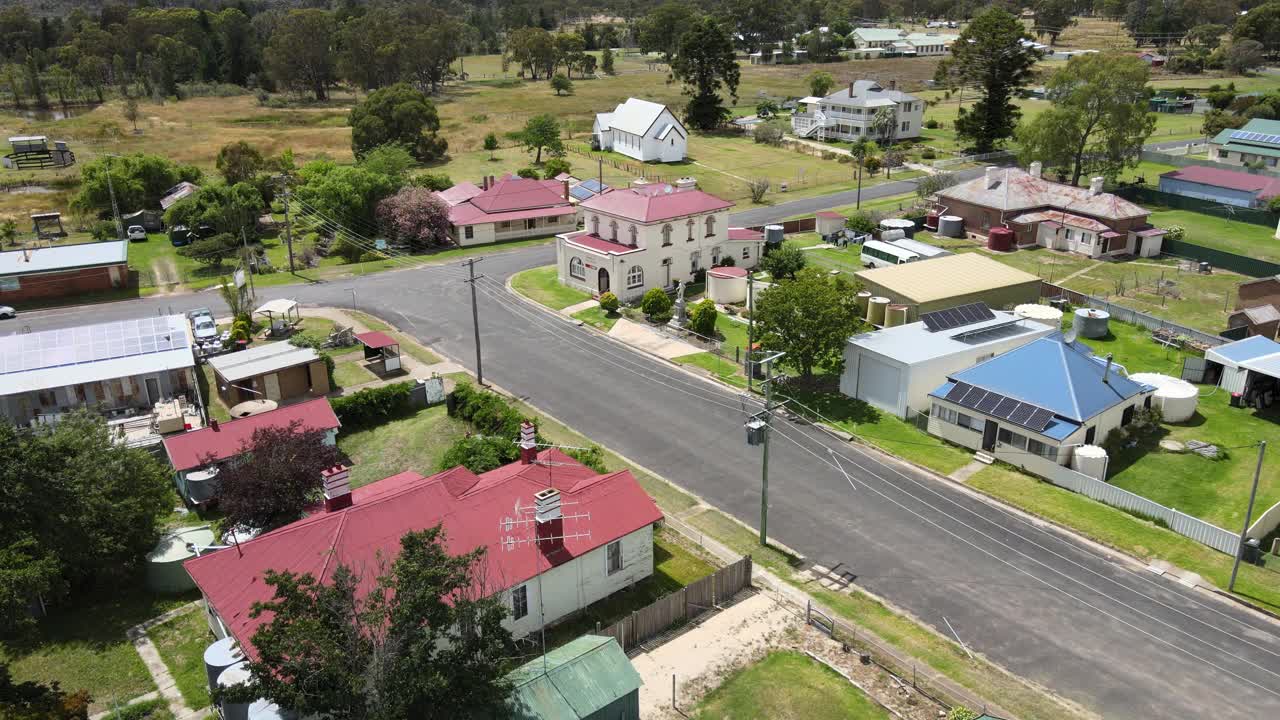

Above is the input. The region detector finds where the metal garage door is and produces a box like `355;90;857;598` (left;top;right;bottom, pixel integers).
858;354;903;415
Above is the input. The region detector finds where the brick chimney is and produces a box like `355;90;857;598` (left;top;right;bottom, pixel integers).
534;487;564;552
322;464;352;512
888;79;896;90
562;179;570;201
482;175;489;190
848;81;855;96
518;421;537;464
209;418;220;431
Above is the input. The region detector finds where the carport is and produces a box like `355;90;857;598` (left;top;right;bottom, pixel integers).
1197;336;1280;408
254;298;300;336
355;331;402;374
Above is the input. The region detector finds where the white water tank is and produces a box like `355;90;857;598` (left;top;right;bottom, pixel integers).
1014;303;1064;328
879;228;906;242
217;662;253;720
1072;444;1109;480
248;699;291;720
707;266;748;303
880;218;916;238
1129;373;1198;423
938;215;964;238
203;637;244;693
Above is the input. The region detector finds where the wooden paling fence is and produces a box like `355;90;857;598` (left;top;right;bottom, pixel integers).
597;555;753;653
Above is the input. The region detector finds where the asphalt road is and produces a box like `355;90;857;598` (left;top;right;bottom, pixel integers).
12;247;1280;719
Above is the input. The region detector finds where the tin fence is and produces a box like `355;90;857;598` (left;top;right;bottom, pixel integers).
1161;238;1280;278
1113;185;1279;227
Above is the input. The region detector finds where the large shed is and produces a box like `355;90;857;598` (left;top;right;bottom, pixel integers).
839;307;1055;418
206;342;330;406
1201;335;1280;401
504;635;641;720
854;253;1041;321
0;240;129;303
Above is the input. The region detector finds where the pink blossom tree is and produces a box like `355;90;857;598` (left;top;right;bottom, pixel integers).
376;187;453;250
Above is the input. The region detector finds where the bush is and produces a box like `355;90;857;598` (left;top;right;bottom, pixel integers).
640;287;673;322
516;167;540;179
1102;406;1164;456
753;122;785;145
920;149;936;160
687;298;718;337
845;212;877;234
1164;225;1185;242
411;172;453;191
90;220;117;241
566;444;608;473
105;698;169;720
330;382;414;427
862;156;881;174
598;291;620;314
449;382;527;440
924;118;940;129
359;251;383;263
947;709;980;720
440;435;510;473
332;236;366;264
288;332;326;350
542;157;571;179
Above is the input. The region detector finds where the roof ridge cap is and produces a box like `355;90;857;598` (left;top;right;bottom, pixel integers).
1056;340;1082;420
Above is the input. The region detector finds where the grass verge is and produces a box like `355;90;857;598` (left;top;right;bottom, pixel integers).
147;607;213;710
510;266;592;311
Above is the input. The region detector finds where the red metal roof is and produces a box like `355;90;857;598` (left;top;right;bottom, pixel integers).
469;175;568;212
162;398;340;472
709;266;747;278
355;331;398;350
1161;165;1280;199
815;211;845;219
727;227;764;241
580;184;733;223
563;232;642;255
435;182;483;207
183;449;663;658
448;202;573;227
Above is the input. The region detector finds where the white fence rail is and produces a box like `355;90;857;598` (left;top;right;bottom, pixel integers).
1042;463;1240;555
931;150;1014;169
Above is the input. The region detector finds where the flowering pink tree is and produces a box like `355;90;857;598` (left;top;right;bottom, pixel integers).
376;187;453;250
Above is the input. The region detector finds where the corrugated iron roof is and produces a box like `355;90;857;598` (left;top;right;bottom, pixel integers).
580;184;733;223
162;397;340;472
206;341;319;382
507;636;640;720
855;253;1039;304
0;240;128;277
1161;165;1280;198
1243;305;1280;325
936;168;1149;221
1010;210;1110;233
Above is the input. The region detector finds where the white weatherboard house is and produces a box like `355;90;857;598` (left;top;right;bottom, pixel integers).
593;98;688;163
556;182;760;301
792;80;923;142
839;305;1054;419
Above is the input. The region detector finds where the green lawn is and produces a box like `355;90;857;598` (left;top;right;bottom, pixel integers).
197;364;231;423
510;266;592;311
102;698;175;720
548;528;716;647
675;351;749;387
0;589;197;713
693;651;891;720
147;608;213;710
329;349;379;389
571;305;619;331
336;405;472;488
1148;207;1280;264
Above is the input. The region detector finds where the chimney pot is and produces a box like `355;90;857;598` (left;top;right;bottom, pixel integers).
848;81;854;96
1089;176;1104;195
322;464;352;512
518;421;537;464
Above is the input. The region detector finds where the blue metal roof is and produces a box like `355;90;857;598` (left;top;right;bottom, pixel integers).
1208;335;1280;364
944;334;1149;423
929;379;1080;439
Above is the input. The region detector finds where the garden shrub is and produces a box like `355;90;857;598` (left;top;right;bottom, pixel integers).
924;118;940;129
566;444;608;473
640;287;673;323
106;698;169;720
598;291;620;314
331;381;414;427
1163;225;1185;241
440;435;511;473
516;167;540;179
846;212;877;234
687;298;719;337
921;149;936;160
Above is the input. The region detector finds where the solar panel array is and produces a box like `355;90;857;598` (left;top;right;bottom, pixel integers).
578;179;608;193
920;302;996;332
1230;130;1280;144
569;185;596;201
944;380;1056;432
0;316;189;376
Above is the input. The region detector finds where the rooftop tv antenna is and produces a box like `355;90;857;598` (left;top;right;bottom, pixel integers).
498;491;592;676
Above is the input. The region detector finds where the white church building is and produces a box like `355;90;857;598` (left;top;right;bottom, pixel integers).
593;98;688;163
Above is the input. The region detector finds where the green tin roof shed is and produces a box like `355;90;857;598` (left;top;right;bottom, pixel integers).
505;635;641;720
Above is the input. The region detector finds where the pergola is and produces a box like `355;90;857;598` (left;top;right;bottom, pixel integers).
355;331;402;374
254;298;300;336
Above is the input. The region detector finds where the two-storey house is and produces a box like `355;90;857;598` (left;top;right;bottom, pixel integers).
791;80;923;142
555;182;758;300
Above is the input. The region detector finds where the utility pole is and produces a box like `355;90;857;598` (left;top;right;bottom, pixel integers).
462;257;485;385
105;154;123;241
240;228;256;305
746;351;785;546
1230;441;1266;592
279;176;295;272
746;273;755;393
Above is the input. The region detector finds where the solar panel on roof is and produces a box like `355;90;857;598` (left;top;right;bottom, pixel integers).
0;316;190;376
975;391;1003;414
569;186;595;201
579;179;607;193
1026;408;1055;432
945;381;973;403
920;302;997;332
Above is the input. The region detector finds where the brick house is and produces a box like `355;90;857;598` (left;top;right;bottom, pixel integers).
0;240;128;303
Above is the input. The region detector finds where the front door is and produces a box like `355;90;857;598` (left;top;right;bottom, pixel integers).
981;421;997;452
598;267;610;294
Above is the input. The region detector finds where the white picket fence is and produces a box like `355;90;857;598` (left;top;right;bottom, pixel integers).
1043;463;1240;555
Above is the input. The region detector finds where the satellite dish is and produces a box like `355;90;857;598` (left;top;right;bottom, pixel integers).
1064;327;1078;345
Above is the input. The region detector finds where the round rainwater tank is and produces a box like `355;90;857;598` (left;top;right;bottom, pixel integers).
855;290;872;314
248;699;291;720
707;266;748;304
146;526;215;593
217;662;253;720
886;304;910;327
880;218;916;239
764;224;784;246
987;226;1014;252
938;215;964;238
1129;373;1198;423
185;466;220;505
867;296;890;326
1071;445;1109;480
879;228;906;242
204;637;246;693
1074;308;1110;338
1014;303;1064;328
925;212;939;230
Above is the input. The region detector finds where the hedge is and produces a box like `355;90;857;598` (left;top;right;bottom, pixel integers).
330;381;414;427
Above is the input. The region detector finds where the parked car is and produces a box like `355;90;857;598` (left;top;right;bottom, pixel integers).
127;225;147;241
191;316;218;343
170;224;191;246
0;305;15;319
